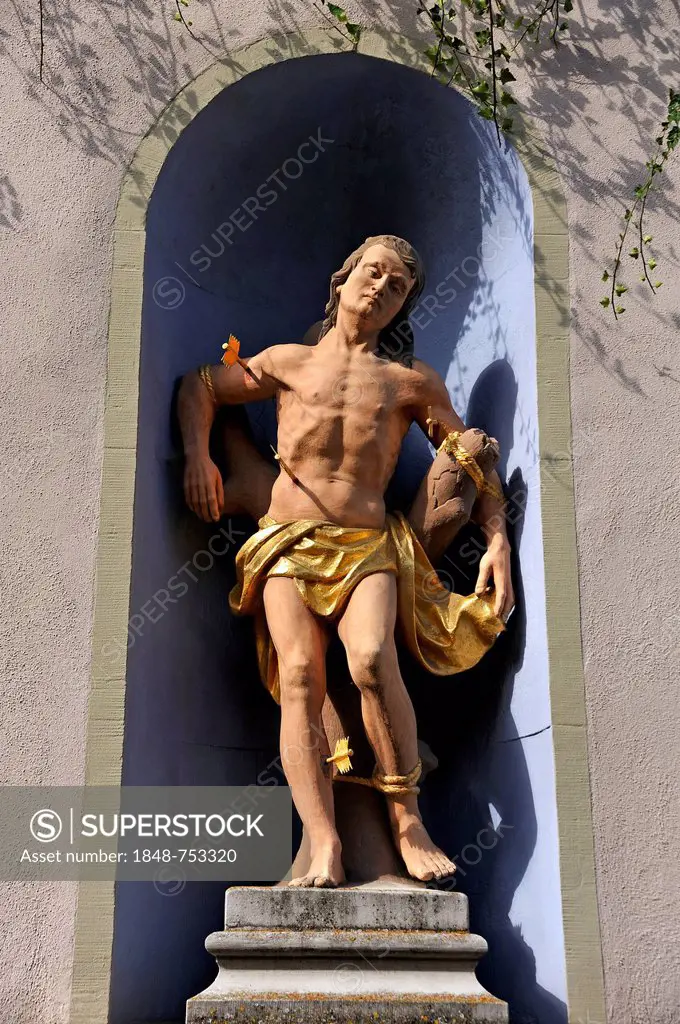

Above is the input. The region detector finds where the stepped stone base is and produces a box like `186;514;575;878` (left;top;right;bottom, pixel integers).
186;884;507;1024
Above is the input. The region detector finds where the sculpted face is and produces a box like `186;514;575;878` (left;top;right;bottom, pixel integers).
336;244;415;332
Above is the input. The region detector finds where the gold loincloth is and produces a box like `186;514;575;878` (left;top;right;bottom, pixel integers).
228;512;504;704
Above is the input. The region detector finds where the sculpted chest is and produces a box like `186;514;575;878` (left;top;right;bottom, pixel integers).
282;357;401;422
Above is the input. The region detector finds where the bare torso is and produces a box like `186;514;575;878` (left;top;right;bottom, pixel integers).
265;340;424;528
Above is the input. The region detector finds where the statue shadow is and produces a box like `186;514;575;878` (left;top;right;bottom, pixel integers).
399;359;567;1024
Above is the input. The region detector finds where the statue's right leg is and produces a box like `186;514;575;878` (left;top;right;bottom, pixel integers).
262;577;345;888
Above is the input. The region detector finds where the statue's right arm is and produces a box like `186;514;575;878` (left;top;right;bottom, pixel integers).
178;347;283;523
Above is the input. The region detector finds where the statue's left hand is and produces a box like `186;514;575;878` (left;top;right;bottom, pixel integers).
475;537;515;621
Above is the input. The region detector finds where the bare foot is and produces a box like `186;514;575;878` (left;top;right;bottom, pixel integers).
392;814;456;882
288;843;345;888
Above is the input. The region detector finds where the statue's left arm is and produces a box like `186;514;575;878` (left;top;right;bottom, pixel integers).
410;361;515;620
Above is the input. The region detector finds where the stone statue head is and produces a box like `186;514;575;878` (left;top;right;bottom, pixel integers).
319;235;425;365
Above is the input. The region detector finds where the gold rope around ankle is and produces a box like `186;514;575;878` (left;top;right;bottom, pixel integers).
198;364;217;407
334;758;423;796
437;431;505;505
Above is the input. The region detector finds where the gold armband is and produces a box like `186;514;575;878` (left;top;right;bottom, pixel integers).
437;431;505;505
483;480;506;505
197;364;217;407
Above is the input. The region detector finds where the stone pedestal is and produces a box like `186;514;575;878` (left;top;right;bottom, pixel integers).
186;883;507;1024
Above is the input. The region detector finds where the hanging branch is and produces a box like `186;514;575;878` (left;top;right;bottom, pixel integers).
488;0;501;144
602;89;680;318
511;0;569;51
170;0;225;60
414;0;676;314
173;0;200;43
38;0;44;82
417;0;539;137
313;2;362;49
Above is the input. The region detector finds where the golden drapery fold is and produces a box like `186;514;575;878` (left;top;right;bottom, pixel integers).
228;512;504;704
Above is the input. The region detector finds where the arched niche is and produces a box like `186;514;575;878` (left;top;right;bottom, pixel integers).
74;28;605;1024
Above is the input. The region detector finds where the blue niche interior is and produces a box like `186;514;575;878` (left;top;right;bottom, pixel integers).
109;52;567;1024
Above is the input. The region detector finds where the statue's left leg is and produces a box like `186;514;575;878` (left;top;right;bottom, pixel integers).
337;572;456;883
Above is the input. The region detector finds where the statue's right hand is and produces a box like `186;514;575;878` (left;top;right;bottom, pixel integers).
184;455;225;523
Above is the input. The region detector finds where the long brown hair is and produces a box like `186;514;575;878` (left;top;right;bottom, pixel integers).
318;235;425;365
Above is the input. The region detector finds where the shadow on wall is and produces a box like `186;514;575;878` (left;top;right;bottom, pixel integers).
412;361;566;1024
109;53;565;1024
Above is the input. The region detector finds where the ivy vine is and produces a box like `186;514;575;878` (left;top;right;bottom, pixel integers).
315;0;679;318
416;0;571;138
32;0;676;318
314;2;362;48
601;89;680;318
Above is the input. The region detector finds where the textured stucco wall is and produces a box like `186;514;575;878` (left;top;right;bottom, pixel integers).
0;2;678;1023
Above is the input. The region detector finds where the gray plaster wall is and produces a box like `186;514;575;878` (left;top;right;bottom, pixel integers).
0;3;679;1024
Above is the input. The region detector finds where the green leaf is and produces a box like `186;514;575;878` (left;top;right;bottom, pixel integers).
654;281;663;287
500;91;516;105
346;22;362;41
501;116;514;131
601;270;609;281
327;3;348;22
471;80;490;95
563;0;573;10
628;248;639;258
648;258;657;270
478;106;494;120
499;68;516;84
623;209;632;220
600;297;610;307
615;284;628;295
615;306;626;314
173;11;182;19
513;15;523;28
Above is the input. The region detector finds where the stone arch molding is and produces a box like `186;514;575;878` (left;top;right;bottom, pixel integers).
72;25;606;1024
